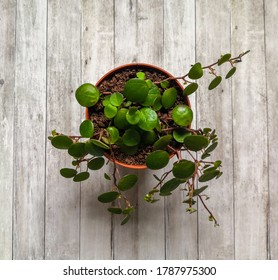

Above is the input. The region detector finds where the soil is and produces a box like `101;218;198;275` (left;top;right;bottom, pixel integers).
88;65;188;166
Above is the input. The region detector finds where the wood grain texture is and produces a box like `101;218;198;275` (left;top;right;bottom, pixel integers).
265;0;278;260
231;0;268;259
0;0;16;260
196;0;234;259
13;0;47;259
80;0;114;260
45;0;82;259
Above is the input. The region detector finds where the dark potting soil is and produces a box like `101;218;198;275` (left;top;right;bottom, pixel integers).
88;66;187;166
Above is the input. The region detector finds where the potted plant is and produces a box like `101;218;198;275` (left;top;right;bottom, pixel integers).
49;51;250;226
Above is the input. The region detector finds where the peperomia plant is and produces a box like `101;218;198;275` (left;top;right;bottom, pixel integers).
49;51;250;226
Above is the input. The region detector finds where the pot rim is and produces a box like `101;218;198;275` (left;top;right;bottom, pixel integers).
85;62;190;170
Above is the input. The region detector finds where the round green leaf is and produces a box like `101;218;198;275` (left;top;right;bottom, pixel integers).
121;215;131;225
142;130;157;145
160;178;183;195
225;67;237;79
98;191;120;203
79;120;94;138
104;104;117;119
172;105;193;127
172;160;195;179
60;168;77;178
108;207;122;214
85;141;105;156
113;108;130;130
68;142;87;158
160;80;170;89
153;135;172;150
183;83;198;96
184;135;209;151
75;83;100;107
117;174;138;191
173;128;190;143
110;92;123;107
188;63;203;79
90;139;110;150
141;92;160;107
102;95;111;106
138;108;158;131
51;135;73;149
146;150;170;170
193;185;208;196
136;72;145;80
123;78;149;103
208;76;222;90
88;157;105;170
73;171;90;182
199;170;220;182
204;142;218;154
161;87;177;109
126;108;142;125
122;129;141;147
107;126;119;144
218;53;231;65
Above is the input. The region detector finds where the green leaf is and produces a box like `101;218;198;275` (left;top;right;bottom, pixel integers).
104;104;117;119
184;135;209;151
73;171;90;182
122;129;141;147
126;108;142;125
188;63;203;79
121;215;131;225
107;126;119;144
98;191;120;203
152;96;162;111
51;135;73;149
160;80;170;89
204;166;217;173
160;178;183;195
173;128;190;143
107;207;122;214
68;142;87;158
136;72;145;80
201;152;211;159
138;108;158;131
172;105;193;127
183;83;198;96
85;141;105;156
146;150;169;170
214;160;222;168
60;168;77;178
204;142;218;154
193;185;208;196
142;130;157;145
146;79;153;88
90;139;110;150
199;170;220;182
218;53;231;65
113;108;130;130
79;120;94;138
153;135;172;150
110;92;123;107
123;207;134;215
225;67;237;79
161;87;177;109
75;83;100;107
172;160;195;179
208;76;222;90
123;78;149;103
104;173;111;180
88;157;105;170
102;95;111;106
117;174;138;191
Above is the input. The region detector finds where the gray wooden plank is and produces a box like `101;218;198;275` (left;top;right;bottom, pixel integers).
163;0;198;260
265;0;278;260
80;0;114;260
0;0;16;260
45;0;82;259
13;0;47;259
231;0;268;259
196;0;234;259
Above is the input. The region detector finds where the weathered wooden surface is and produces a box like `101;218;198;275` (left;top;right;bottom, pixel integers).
0;0;276;259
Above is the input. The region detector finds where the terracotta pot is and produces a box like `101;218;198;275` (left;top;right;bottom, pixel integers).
86;63;190;170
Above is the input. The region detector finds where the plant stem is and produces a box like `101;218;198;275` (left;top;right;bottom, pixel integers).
198;194;219;226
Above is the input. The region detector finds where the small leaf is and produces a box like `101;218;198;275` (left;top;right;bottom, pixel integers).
153;175;161;182
204;142;218;154
204;166;217;173
146;150;170;170
153;135;172;150
199;170;220;182
218;53;231;65
88;157;105;170
108;207;122;214
122;207;134;215
79;120;94;138
117;174;138;191
136;72;145;80
160;80;170;88
121;215;131;225
75;83;100;107
214;160;222;168
51;135;73;149
126;108;142;125
146;79;153;88
188;63;203;79
172;160;195;179
172;105;193;127
60;168;77;178
85;141;105;156
183;83;198;96
104;104;118;119
73;171;90;182
98;191;120;203
110;92;123;107
107;126;119;144
122;129;141;147
68;142;87;158
102;95;111;106
113;108;130;130
160;178;183;194
51;129;57;136
138;108;158;131
201;153;211;159
208;76;222;90
142;130;157;145
104;173;111;180
225;67;237;79
173;128;190;143
216;171;223;179
123;78;149;103
184;135;209;151
161;87;177;109
152;96;162;111
193;185;208;196
90;139;110;150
